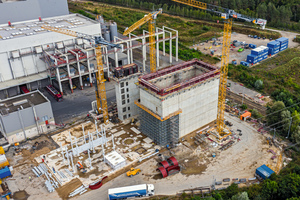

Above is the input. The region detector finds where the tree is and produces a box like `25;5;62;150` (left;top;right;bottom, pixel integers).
251;109;261;119
281;110;291;134
261;179;279;200
254;79;263;90
231;192;249;200
256;3;267;21
278;173;300;199
267;101;286;126
292;126;300;143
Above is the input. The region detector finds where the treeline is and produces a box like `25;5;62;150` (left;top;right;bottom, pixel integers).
95;0;300;31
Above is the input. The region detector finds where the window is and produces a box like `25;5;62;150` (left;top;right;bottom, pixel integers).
123;107;126;112
121;88;125;94
122;100;125;105
123;115;127;120
126;82;128;86
128;114;131;117
122;95;125;100
118;60;122;66
126;88;129;92
127;99;130;103
156;107;158;112
128;107;130;111
127;94;129;98
120;82;124;88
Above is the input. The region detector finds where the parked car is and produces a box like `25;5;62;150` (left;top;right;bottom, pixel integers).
263;37;266;40
269;38;273;41
258;37;261;39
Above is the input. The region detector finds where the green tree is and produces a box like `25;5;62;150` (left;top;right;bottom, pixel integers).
257;3;267;19
261;179;279;199
292;126;300;143
267;101;285;126
231;192;249;200
254;79;263;90
281;110;292;134
278;173;300;199
241;104;248;110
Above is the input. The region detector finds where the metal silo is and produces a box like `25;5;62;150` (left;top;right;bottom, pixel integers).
103;31;111;42
109;22;118;42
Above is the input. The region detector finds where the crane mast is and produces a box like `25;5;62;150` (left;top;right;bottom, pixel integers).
41;25;121;124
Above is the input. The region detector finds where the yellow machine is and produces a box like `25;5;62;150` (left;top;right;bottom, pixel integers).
126;168;141;177
172;0;232;137
123;9;162;73
41;26;121;124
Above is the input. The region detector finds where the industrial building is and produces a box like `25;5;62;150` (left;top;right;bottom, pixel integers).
0;91;55;144
135;59;220;145
112;63;141;121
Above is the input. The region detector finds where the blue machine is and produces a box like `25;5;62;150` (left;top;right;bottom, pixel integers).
256;164;275;180
0;167;11;179
240;61;250;67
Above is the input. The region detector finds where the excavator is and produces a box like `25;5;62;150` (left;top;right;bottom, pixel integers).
77;161;87;173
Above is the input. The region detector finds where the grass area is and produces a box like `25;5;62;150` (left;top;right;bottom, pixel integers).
68;1;281;64
228;47;300;99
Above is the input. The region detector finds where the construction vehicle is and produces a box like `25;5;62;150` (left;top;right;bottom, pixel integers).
108;184;155;200
41;25;121;124
126;168;141;177
171;0;266;138
123;9;162;73
76;161;87;173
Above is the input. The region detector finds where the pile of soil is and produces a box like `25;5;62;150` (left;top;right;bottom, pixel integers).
13;190;29;200
56;178;82;200
22;147;51;161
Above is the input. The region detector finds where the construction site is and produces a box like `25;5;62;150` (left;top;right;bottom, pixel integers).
0;0;295;200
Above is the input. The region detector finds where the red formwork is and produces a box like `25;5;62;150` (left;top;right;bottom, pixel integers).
167;165;181;176
138;59;219;96
167;156;178;166
159;160;170;169
156;166;168;178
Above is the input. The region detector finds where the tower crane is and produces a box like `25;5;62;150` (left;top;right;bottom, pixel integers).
41;25;121;124
123;9;162;73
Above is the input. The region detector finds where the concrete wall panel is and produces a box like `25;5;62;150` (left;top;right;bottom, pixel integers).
22;56;37;75
0;53;13;81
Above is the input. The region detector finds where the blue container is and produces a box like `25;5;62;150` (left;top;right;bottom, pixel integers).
267;41;280;49
249;44;257;48
276;37;288;45
232;60;237;65
0;167;11;179
280;45;288;51
240;61;250;67
247;54;257;64
263;55;268;59
251;49;262;56
256;164;275;179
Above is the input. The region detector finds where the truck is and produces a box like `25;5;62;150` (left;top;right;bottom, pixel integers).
108;184;154;200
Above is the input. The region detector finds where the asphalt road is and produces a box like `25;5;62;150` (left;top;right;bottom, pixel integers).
41;81;116;124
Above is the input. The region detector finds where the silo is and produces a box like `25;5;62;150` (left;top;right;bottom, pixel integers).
109;22;118;42
103;31;111;43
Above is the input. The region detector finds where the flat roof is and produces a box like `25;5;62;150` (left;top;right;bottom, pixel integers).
138;59;219;96
104;151;126;167
0;14;97;41
0;90;48;115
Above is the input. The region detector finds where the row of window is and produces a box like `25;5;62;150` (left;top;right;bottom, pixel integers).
120;81;129;88
122;106;131;113
123;113;131;120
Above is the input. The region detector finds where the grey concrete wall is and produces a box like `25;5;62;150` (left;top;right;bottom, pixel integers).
1;100;54;136
0;0;69;24
115;74;140;121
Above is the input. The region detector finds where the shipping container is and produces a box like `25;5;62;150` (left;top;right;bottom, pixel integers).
263;55;268;59
267;41;280;49
256;164;274;179
247;54;257;64
275;37;289;45
0;167;11;179
280;45;288;51
251;48;262;56
249;44;256;48
240;61;250;67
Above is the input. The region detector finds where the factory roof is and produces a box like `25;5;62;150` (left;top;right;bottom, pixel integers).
0;14;97;41
0;91;48;115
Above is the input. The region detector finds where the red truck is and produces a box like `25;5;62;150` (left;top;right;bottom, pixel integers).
45;85;62;102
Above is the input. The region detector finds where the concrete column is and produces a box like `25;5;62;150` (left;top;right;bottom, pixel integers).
65;57;73;93
86;51;93;87
114;38;119;68
76;55;83;90
142;38;146;72
31;47;39;73
126;41;130;64
169;32;172;64
129;34;133;64
163;28;166;56
156;27;159;68
175;31;178;62
56;67;63;95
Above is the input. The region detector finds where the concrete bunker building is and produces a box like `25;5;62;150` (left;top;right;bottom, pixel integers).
136;59;220;145
0;91;55;144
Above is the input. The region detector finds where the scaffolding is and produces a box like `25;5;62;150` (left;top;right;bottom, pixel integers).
139;107;179;146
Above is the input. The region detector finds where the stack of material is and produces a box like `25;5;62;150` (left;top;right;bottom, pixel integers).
267;41;280;55
45;180;55;193
247;46;269;64
0;155;9;169
276;37;289;51
68;185;87;197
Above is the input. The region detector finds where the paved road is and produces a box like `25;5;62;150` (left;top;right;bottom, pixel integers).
41;81;116;124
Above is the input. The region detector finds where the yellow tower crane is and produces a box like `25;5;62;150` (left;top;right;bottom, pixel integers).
123;9;162;73
171;0;232;137
41;26;121;124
